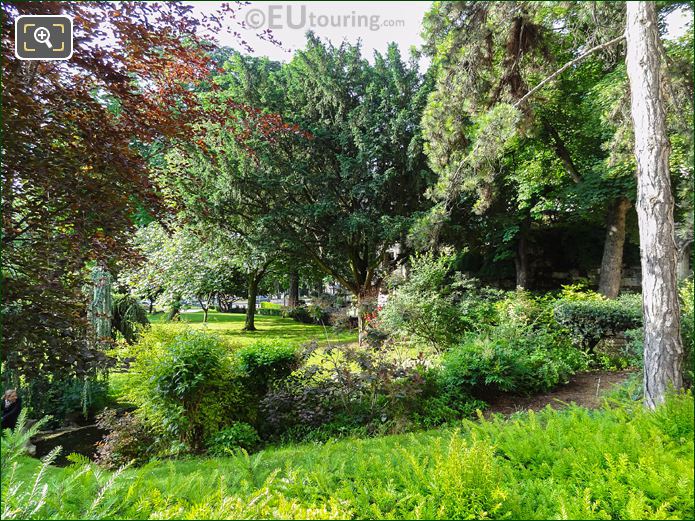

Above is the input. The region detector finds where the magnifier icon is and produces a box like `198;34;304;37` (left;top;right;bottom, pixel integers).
34;26;52;48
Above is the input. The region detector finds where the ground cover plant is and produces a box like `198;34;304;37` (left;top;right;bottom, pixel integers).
2;392;692;519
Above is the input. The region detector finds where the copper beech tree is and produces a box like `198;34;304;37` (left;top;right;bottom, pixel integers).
0;2;281;384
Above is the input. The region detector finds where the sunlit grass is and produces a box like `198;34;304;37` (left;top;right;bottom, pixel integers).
149;311;357;347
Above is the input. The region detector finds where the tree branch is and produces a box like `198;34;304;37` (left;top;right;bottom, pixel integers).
514;34;625;108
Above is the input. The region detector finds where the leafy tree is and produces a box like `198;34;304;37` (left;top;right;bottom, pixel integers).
123;223;247;323
0;1;270;384
421;1;630;290
169;38;435;339
420;1;691;297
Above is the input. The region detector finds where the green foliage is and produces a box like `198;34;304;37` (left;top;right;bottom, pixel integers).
1;411;50;474
166;295;182;322
378;252;498;350
442;324;588;396
258;302;283;316
123;222;248;318
237;341;300;396
3;393;692;519
553;295;643;350
283;305;329;325
2;449;132;520
149;331;227;401
127;327;248;452
680;279;694;386
206;422;260;456
111;293;149;343
23;375;109;427
260;342;470;441
172;40;435;305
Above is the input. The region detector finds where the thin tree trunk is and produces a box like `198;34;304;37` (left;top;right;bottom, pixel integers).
199;298;209;323
288;270;300;308
626;1;683;408
514;227;530;289
244;275;259;331
598;197;632;298
356;292;367;346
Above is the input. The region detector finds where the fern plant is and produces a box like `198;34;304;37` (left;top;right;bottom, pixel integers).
1;410;50;473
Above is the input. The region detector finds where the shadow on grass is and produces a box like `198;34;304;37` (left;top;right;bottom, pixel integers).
149;311;356;346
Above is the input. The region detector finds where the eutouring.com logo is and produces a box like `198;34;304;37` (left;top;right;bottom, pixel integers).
244;5;405;32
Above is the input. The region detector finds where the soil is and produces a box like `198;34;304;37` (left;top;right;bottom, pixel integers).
485;370;636;417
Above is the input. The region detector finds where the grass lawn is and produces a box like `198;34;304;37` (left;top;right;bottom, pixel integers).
148;310;357;347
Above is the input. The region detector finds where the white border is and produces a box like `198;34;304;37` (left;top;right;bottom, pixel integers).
14;14;73;61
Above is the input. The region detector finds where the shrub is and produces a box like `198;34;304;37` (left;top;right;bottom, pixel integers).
553;295;642;350
441;323;588;397
592;326;643;370
494;288;550;326
258;302;283;316
378;252;490;350
23;375;109;427
206;422;260;456
260;342;451;439
237;341;300;396
589;279;692;382
95;409;155;468
330;309;357;332
557;282;605;301
283;305;329;324
258;308;283;316
128;329;248;452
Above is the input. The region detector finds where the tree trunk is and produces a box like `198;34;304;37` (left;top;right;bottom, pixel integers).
356;293;367;346
148;299;154;314
514;228;529;289
288;270;300;308
626;1;683;408
200;299;209;323
244;276;259;331
598;197;632;298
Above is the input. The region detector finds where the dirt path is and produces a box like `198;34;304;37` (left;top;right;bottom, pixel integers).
485;370;636;417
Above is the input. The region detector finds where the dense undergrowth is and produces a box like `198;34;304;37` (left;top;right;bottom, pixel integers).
2;391;692;519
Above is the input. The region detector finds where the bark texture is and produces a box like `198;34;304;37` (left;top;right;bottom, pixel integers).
598;197;632;298
625;1;683;408
288;270;300;308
